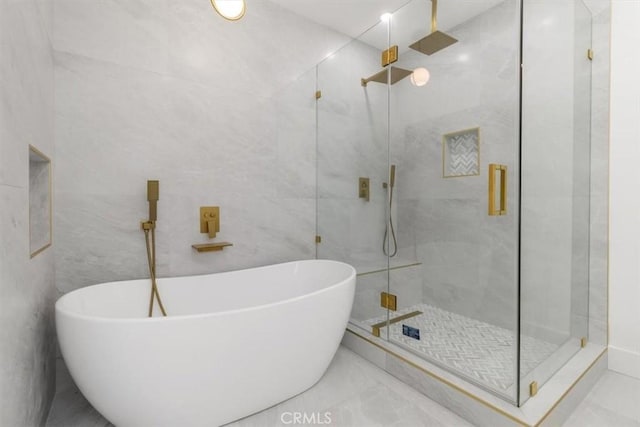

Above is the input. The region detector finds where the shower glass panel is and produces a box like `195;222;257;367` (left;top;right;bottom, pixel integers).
315;0;594;407
316;19;391;332
386;0;521;403
519;0;592;405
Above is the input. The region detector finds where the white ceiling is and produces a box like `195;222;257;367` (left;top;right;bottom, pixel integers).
270;0;508;50
270;0;411;39
270;0;610;51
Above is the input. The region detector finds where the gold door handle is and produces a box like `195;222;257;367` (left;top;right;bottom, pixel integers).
488;164;507;216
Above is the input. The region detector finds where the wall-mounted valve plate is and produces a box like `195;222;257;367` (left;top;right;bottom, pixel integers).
359;177;370;201
200;206;220;238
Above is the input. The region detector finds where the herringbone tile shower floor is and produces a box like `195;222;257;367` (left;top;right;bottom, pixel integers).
364;303;559;392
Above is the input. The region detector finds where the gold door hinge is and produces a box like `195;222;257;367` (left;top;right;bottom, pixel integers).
315;90;322;99
529;381;538;397
581;337;588;348
587;49;594;60
381;45;399;67
315;235;321;244
380;292;397;311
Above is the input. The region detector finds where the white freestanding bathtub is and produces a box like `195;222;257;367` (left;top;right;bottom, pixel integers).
55;260;356;427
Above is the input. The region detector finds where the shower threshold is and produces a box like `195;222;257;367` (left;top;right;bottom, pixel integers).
345;309;607;426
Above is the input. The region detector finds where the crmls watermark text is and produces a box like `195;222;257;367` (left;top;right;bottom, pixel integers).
280;411;332;425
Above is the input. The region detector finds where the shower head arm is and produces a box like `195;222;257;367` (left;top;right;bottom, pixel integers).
431;0;438;33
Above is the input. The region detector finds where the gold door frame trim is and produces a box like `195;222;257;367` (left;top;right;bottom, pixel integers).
345;328;607;427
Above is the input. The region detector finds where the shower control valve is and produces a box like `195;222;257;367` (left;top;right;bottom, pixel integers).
358;177;370;202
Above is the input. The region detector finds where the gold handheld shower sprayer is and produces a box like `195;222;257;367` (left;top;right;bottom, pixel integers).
141;180;167;317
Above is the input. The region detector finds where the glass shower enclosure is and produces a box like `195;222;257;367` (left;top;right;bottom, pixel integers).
315;0;593;406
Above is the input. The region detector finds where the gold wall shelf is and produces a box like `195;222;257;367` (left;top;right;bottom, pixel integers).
192;242;233;253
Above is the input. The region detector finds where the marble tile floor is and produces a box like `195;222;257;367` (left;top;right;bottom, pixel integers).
46;346;640;427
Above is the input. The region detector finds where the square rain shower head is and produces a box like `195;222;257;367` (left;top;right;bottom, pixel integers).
410;31;458;55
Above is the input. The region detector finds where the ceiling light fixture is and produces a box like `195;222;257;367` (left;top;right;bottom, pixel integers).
380;13;392;23
410;67;431;87
211;0;246;21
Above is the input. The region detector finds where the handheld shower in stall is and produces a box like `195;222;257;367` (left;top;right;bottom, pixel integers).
383;165;398;257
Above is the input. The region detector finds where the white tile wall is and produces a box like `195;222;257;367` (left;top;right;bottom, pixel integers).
0;0;56;425
53;0;349;293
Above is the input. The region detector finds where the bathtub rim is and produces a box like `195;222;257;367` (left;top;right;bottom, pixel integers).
55;259;356;324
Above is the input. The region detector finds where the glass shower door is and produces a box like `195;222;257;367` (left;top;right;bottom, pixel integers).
315;19;391;333
385;0;522;403
519;0;592;405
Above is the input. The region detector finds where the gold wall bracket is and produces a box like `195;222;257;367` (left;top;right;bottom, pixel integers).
529;381;538;397
581;337;588;348
380;292;397;311
200;207;220;238
587;49;594;60
381;45;399;67
315;90;322;99
315;235;322;244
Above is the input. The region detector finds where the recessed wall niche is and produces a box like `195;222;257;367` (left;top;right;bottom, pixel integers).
29;145;51;258
442;127;480;178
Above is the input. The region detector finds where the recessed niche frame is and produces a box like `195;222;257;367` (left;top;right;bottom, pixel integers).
442;127;481;178
29;145;52;258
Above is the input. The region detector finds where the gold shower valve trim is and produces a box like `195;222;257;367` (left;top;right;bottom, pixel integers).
200;206;220;238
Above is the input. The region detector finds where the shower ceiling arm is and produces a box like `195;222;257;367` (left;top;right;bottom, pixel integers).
431;0;438;33
409;0;458;56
